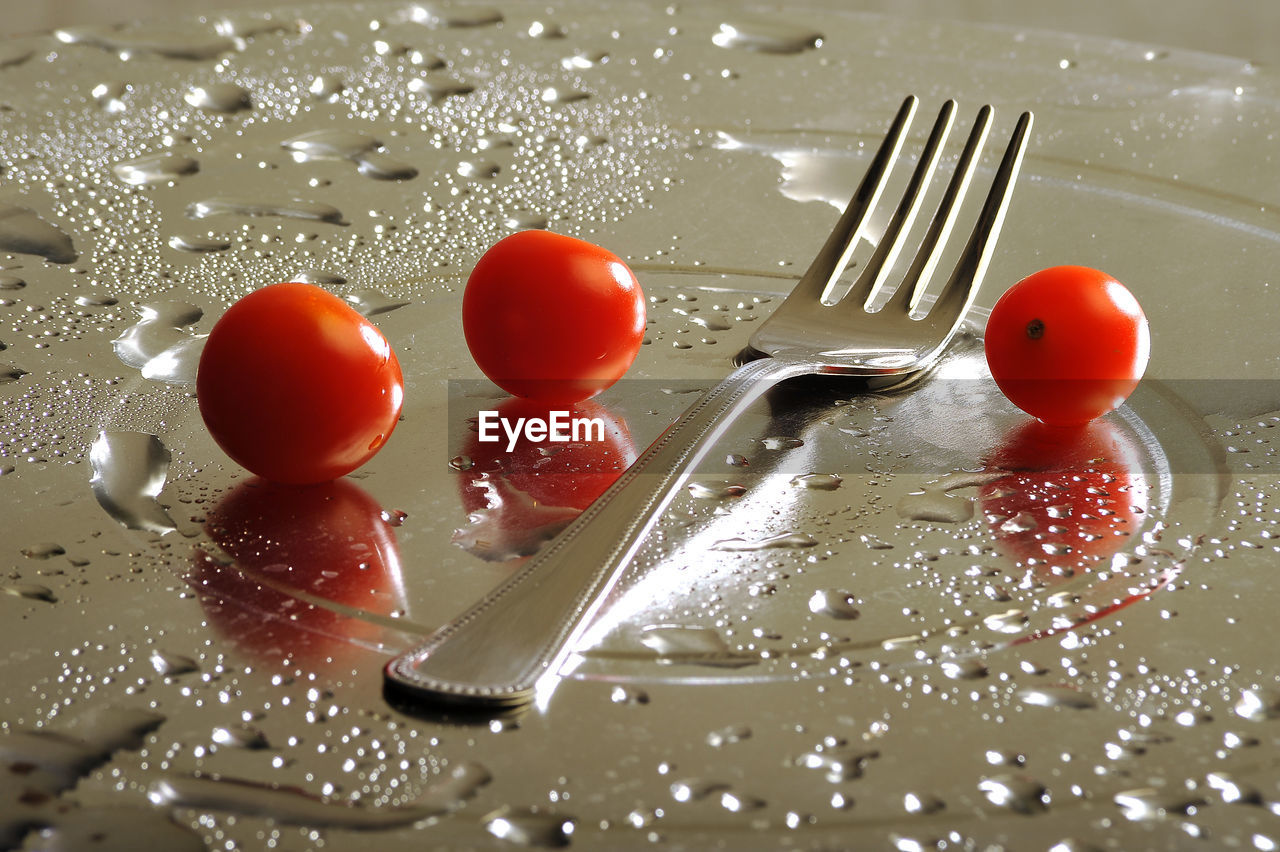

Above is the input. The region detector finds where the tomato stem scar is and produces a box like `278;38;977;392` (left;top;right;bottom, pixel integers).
1026;318;1045;339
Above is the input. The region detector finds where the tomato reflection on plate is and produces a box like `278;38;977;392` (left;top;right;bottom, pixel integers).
189;477;407;669
979;417;1150;585
452;397;638;561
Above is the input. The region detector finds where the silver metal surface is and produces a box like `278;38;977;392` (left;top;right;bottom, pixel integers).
386;97;1033;709
1;2;1278;850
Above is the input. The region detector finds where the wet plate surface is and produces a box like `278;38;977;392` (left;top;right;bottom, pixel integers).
1;1;1279;849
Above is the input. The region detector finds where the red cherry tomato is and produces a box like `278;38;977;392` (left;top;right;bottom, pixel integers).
984;266;1150;426
197;282;404;484
462;230;646;404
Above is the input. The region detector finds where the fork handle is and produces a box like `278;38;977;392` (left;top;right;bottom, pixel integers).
385;357;813;709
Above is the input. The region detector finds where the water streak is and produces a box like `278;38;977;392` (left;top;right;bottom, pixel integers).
149;762;491;828
113;152;199;186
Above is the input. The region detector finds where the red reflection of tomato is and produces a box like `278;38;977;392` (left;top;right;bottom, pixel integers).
190;478;406;669
462;231;647;404
979;418;1149;584
452;397;637;561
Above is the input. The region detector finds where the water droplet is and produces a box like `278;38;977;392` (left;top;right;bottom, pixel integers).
1019;685;1097;709
309;74;346;100
149;649;199;676
0;204;78;263
457;158;500;179
113;152;199;186
404;4;503;28
290;268;346;286
1000;511;1038;533
504;211;549;230
808;589;858;619
2;582;57;603
610;685;649;705
720;789;765;812
483;807;575;847
184;82;252;113
860;533;893;550
540;85;590;105
20;541;65;559
1235;688;1280;721
343;289;412;316
407;76;475;101
112;300;206;384
213;10;296;41
712;531;818;551
940;659;988;680
978;774;1049;813
54;26;235;60
89;431;178;534
790;473;841;491
983;608;1028;634
687;480;746;499
168;234;231;252
0;44;33;69
187;197;346;224
707;725;751;747
668;778;729;805
211;724;270;749
0;274;24;291
1113;787;1206;821
711;19;823;54
561;49;609;70
638;625;754;668
903;792;945;814
688;314;730;331
282;129;417;181
794;746;878;782
92;80;130;112
762;436;803;450
0;365;27;384
527;20;566;39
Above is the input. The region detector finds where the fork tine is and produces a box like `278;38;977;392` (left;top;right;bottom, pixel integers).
841;99;957;311
923;109;1033;338
786;95;917;306
882;104;993;316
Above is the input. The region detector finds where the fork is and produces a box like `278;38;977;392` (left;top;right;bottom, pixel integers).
386;95;1033;710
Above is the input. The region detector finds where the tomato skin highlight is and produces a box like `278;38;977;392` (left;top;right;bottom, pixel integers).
197;282;405;484
984;266;1150;426
462;230;647;404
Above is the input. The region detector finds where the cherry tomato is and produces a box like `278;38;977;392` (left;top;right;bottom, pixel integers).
462;230;646;404
193;478;404;669
197;282;404;484
453;397;637;561
984;266;1150;426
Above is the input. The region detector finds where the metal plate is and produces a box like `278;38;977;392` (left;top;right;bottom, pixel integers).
1;2;1278;849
